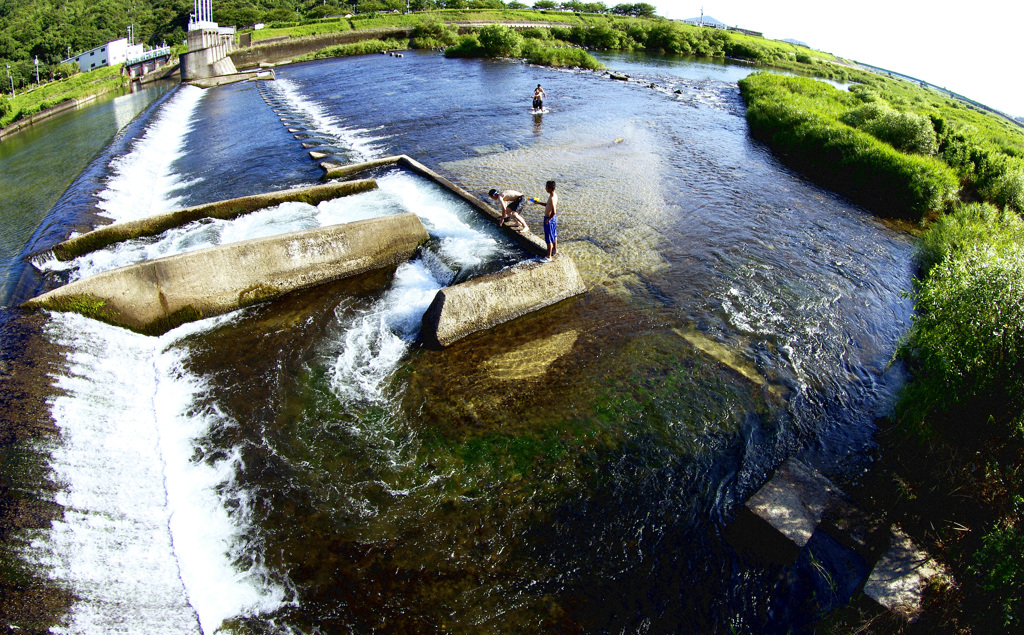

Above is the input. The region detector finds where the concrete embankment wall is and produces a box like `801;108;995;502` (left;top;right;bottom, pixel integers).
49;179;376;261
421;256;586;348
230;28;415;69
26;213;429;335
0;90;117;142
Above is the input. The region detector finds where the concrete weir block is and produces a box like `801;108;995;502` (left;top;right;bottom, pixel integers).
50;179;377;261
745;458;837;548
25;214;429;335
864;527;950;619
421;256;586;348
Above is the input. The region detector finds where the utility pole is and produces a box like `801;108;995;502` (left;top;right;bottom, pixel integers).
6;64;12;97
34;56;39;86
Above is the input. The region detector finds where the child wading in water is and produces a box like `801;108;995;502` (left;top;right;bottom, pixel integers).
532;180;558;261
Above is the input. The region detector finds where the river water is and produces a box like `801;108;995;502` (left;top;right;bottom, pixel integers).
0;51;915;633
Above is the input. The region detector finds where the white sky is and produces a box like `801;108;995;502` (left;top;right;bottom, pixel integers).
645;1;1023;117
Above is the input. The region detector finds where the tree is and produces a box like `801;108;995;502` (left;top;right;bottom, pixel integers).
534;0;558;9
477;23;522;57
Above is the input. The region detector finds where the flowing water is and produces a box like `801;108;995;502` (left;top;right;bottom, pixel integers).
0;51;915;633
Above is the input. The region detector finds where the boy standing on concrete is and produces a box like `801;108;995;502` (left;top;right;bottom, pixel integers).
533;180;557;261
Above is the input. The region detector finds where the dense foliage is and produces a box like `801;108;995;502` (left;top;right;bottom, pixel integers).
887;201;1024;631
444;23;603;70
739;73;959;220
739;72;1024;221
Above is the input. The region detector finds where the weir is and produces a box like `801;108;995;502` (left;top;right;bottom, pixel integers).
24;214;430;335
28;152;587;340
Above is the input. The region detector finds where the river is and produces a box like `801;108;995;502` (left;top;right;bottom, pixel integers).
0;51;915;633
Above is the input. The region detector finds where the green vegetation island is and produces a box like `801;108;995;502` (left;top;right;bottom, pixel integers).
3;1;1024;631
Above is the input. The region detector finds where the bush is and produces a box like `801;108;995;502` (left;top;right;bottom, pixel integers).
899;240;1024;428
411;20;458;48
973;525;1024;628
477;23;523;57
303;38;409;60
915;202;1024;274
739;73;958;220
856;106;937;155
521;39;604;69
444;33;482;58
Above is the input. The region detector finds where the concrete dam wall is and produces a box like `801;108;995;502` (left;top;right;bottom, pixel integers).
25;214;429;335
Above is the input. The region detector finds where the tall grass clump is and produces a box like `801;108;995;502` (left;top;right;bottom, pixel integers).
445;24;603;70
738;72;959;220
410;20;459;49
898;239;1024;429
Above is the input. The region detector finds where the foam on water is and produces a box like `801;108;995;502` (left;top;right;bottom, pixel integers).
273;77;383;162
40;170;504;288
95;85;206;224
26;81;291;634
33;312;290;634
326;172;512;404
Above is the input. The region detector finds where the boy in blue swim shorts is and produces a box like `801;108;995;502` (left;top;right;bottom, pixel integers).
533;180;558;261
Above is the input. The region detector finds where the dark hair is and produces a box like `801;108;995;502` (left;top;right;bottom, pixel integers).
488;188;498;197
546;180;556;190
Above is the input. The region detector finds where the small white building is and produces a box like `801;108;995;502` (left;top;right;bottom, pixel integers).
65;38;145;73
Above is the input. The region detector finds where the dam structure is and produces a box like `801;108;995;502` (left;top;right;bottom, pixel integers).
179;0;246;84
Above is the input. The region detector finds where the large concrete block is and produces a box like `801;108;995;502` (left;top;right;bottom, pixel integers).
420;256;586;348
745;458;837;548
25;214;428;335
864;527;950;619
51;179;376;261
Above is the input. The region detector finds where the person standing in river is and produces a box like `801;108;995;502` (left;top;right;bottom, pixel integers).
532;84;546;112
532;180;557;260
489;188;529;232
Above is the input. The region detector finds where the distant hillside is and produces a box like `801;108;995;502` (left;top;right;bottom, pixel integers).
782;38;809;48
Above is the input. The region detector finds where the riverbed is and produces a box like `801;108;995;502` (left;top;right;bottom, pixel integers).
0;50;914;633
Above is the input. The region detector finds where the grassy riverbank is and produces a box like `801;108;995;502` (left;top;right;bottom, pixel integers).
734;43;1024;634
0;65;126;131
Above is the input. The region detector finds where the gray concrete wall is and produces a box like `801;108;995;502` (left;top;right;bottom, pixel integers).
50;178;376;261
26;214;429;335
229;28;415;69
420;256;586;348
181;27;238;81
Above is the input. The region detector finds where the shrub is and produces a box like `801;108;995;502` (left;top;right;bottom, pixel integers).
899;240;1024;428
739;73;958;220
477;23;523;57
444;33;482;58
915;202;1024;274
521;39;604;69
411;20;458;48
843;102;938;155
972;525;1024;628
304;38;408;60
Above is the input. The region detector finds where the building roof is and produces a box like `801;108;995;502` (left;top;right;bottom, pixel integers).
683;15;728;27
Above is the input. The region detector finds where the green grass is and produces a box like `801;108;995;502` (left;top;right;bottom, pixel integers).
0;64;125;129
294;38;410;61
739;73;960;220
248;17;353;43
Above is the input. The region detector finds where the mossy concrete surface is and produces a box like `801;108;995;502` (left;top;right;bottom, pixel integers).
420;255;586;348
50;178;378;261
25;213;428;335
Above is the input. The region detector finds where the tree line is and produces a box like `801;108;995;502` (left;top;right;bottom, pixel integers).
0;0;657;91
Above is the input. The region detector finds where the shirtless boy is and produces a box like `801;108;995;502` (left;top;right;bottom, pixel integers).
532;180;558;260
488;188;529;232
